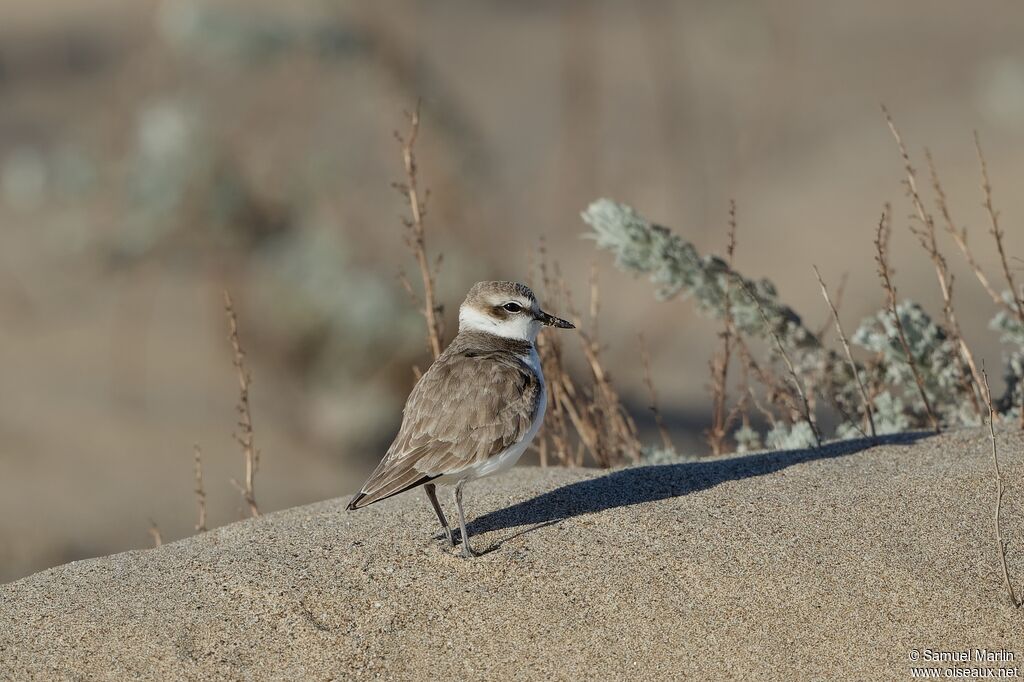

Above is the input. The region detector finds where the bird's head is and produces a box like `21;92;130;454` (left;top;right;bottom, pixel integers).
458;281;574;343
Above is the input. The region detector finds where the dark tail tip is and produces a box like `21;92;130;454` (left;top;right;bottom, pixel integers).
346;494;364;511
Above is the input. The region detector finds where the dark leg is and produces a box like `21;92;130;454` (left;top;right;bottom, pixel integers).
424;483;454;547
454;480;477;558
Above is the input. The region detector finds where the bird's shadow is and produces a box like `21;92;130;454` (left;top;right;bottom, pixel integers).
469;431;930;553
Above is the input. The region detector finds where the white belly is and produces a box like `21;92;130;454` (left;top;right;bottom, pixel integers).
435;350;546;485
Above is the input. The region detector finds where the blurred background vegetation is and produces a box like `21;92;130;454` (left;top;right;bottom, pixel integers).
2;0;1024;582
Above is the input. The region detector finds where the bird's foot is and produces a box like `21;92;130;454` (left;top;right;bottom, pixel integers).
432;527;456;547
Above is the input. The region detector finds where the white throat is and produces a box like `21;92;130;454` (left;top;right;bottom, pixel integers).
458;305;540;343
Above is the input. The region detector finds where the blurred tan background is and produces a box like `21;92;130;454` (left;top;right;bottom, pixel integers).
2;0;1024;582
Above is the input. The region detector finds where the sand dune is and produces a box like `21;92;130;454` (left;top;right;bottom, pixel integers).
2;429;1023;680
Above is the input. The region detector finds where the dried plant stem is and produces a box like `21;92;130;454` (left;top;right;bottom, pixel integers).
975;134;1024;429
532;240;575;467
735;338;779;428
536;435;548;468
535;332;572;467
148;520;163;548
587;273;641;464
705;335;734;454
394;101;444;360
193;444;208;533
926;151;1002;306
577;325;641;465
553;378;590;466
224;291;260;518
873;210;941;433
975;133;1024;323
736;277;821;447
816;384;867;439
549;261;641;467
588;262;600;339
815;272;848;341
638;333;674;452
955;335;986;420
884;109;982;419
735;329;796;426
531;242;642;468
980;367;1023;608
813;265;876;438
706;203;740;455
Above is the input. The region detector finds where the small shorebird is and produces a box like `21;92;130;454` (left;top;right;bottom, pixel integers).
346;281;574;557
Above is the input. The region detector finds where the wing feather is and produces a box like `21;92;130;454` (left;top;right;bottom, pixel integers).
347;348;540;509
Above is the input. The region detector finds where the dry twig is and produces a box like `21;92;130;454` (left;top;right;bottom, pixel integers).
975;134;1024;429
224;290;260;518
570;274;642;466
873;209;941;433
884;108;983;419
533;248;641;467
813;265;876;438
926;150;1002;306
815;272;848;341
735;277;821;447
532;241;575;467
148;520;163;548
706;202;740;454
734;338;776;429
638;333;674;452
980;366;1023;608
394;101;445;360
975;133;1024;322
193;444;208;532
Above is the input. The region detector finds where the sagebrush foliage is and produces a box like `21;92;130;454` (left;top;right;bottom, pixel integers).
991;294;1024;421
584;199;1020;451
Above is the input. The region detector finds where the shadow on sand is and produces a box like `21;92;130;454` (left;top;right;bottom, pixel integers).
468;431;931;551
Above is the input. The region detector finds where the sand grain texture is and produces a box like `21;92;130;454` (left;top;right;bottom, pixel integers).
2;429;1023;680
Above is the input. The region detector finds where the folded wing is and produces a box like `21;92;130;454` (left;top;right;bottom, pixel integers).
346;350;541;509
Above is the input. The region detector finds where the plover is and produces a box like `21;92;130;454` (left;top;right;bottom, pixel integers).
346;281;574;557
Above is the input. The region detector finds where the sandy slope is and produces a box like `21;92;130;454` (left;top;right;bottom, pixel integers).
2;429;1023;680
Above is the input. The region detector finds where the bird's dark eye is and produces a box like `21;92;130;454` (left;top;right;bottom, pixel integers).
502;302;523;313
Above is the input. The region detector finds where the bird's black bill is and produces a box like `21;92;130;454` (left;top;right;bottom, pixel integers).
536;310;575;329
